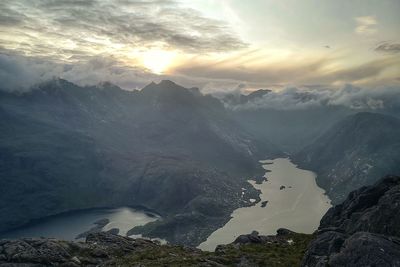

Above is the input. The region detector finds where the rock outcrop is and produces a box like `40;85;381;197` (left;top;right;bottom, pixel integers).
0;230;312;266
0;232;158;266
302;175;400;267
231;228;295;245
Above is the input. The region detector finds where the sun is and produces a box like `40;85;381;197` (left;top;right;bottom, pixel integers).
141;49;176;74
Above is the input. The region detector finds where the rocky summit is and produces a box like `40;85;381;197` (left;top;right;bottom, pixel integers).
302;175;400;267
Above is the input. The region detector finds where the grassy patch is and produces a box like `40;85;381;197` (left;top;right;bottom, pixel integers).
110;233;313;267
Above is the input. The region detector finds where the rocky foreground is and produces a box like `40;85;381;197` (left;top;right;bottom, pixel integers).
303;175;400;266
1;176;399;266
0;230;312;266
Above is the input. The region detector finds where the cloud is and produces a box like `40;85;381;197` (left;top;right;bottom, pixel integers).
173;51;400;87
0;2;398;92
0;54;41;90
229;84;400;111
0;51;160;91
0;0;246;59
375;42;400;54
0;49;228;91
2;49;399;114
355;16;377;35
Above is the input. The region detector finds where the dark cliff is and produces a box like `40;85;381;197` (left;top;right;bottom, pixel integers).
302;175;400;267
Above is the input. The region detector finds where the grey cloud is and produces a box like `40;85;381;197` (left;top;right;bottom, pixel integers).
0;0;246;55
0;53;51;91
375;42;400;54
36;0;97;8
0;49;228;91
0;51;158;91
0;3;26;26
0;14;23;26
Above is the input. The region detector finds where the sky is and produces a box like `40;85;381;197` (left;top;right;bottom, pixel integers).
0;0;399;93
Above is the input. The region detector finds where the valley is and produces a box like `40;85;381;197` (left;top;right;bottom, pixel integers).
0;79;399;266
1;1;399;265
199;158;331;251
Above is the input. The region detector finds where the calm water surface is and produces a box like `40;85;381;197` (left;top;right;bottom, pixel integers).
198;158;331;251
0;207;159;240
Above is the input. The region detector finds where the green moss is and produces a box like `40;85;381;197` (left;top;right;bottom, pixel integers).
109;233;313;267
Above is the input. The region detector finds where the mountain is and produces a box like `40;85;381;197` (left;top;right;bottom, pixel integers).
1;175;398;266
221;87;400;154
294;112;400;204
0;79;280;246
219;89;353;153
221;89;271;106
231;106;352;153
302;175;400;266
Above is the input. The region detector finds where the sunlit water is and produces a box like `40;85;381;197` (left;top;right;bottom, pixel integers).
198;158;332;251
0;207;159;241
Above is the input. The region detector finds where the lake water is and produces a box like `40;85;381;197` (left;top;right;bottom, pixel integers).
0;207;159;241
198;158;332;251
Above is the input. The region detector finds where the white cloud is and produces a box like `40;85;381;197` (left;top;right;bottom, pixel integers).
355;16;377;35
230;84;400;111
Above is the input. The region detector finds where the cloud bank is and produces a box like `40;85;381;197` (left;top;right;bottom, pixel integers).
0;51;160;91
0;0;246;58
0;1;399;92
230;84;400;111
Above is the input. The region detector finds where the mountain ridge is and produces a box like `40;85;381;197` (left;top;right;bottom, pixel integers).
294;111;400;204
0;79;281;246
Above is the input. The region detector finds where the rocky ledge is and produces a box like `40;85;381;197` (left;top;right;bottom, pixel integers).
302;175;400;267
0;232;157;266
0;229;312;266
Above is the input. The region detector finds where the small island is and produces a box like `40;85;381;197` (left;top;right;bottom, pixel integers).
261;201;269;208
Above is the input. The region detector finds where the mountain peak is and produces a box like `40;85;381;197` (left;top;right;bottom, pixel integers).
95;81;123;91
36;77;74;88
158;80;178;87
246;89;271;101
141;80;191;96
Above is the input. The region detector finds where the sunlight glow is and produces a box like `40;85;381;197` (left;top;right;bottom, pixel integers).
141;49;177;74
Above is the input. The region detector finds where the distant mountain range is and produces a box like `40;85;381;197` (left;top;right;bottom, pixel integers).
221;90;400;204
294;112;400;204
0;79;280;246
1;78;399;247
222;87;400;153
221;89;271;106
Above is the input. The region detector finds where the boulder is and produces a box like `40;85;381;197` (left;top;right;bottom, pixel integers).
302;176;400;267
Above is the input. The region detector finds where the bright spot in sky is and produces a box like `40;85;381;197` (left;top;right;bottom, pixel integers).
141;49;176;74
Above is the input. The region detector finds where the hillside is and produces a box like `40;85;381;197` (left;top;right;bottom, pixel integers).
0;79;280;246
294;112;400;203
